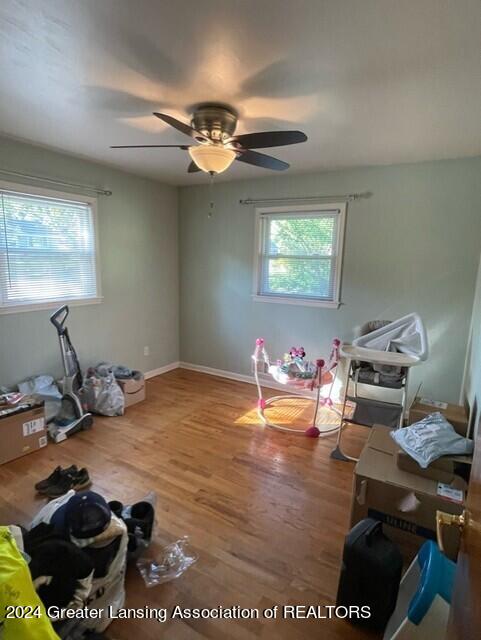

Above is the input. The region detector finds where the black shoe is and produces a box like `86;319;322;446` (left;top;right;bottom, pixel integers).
35;465;77;494
43;473;76;498
72;468;91;491
44;467;91;498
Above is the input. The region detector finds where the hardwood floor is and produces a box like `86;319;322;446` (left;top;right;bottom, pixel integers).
0;369;374;639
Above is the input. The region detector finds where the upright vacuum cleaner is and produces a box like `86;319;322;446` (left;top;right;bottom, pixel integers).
48;305;93;443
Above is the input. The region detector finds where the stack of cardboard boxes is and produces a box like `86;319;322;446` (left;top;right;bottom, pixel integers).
350;399;470;562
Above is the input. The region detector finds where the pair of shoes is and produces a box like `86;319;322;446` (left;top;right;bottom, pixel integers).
107;500;155;558
35;466;91;498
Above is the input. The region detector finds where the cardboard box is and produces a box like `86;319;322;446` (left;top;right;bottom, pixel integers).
351;426;466;562
395;449;472;484
116;376;146;408
0;403;47;465
409;397;468;436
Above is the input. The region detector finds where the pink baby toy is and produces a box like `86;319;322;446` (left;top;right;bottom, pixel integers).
252;338;342;437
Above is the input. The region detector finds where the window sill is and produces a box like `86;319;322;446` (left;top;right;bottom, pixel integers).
0;296;104;315
252;294;340;309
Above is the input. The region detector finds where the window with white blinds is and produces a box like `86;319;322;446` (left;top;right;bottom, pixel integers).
255;203;346;307
0;186;100;311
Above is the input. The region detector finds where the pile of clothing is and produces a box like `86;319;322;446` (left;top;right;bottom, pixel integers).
1;478;155;639
27;490;129;636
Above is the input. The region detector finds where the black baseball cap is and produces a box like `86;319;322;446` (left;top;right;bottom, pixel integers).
51;491;111;539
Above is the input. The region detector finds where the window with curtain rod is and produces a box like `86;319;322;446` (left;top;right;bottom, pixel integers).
0;184;101;312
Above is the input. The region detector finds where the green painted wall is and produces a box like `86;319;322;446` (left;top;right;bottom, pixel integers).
0;136;179;385
1;138;480;406
463;256;481;436
179;157;481;404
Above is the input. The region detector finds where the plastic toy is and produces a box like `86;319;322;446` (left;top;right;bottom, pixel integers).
252;338;342;437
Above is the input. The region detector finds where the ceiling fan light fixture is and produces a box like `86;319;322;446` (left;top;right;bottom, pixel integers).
188;145;236;174
113;106;307;174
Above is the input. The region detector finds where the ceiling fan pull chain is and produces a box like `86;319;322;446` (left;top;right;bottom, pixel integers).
208;171;215;219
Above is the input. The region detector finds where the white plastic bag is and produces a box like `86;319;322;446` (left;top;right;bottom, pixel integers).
83;373;124;416
391;412;473;468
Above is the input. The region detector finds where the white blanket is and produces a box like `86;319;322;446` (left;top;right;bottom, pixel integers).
353;313;428;361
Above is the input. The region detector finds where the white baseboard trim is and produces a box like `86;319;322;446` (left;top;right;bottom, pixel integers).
179;361;254;384
178;361;316;397
145;360;336;401
145;361;180;379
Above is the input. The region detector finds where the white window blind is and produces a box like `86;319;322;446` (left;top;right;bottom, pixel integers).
0;188;99;310
256;205;345;305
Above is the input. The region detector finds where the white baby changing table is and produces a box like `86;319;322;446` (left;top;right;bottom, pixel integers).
331;313;428;462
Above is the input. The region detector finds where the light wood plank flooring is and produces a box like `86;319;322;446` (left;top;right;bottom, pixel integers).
0;369;374;639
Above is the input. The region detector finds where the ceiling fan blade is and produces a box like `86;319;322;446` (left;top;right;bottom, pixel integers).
110;144;189;149
153;112;208;142
236;149;289;171
231;130;307;149
188;161;201;173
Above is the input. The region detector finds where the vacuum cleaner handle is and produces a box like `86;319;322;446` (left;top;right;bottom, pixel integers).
50;305;69;334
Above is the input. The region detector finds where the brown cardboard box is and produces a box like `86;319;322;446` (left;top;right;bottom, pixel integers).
351;426;466;562
0;403;47;465
409;397;468;436
395;449;472;484
116;376;146;408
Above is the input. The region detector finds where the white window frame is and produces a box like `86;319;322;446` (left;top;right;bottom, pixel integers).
252;202;346;309
0;180;102;315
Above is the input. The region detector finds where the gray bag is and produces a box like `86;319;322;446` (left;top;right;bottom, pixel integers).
83;372;125;416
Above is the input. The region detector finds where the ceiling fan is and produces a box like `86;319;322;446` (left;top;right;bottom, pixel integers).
110;103;307;175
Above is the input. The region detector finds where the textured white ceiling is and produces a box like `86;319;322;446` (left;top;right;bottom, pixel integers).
1;0;481;185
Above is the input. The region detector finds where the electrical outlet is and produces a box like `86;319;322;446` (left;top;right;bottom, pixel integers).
144;346;150;356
